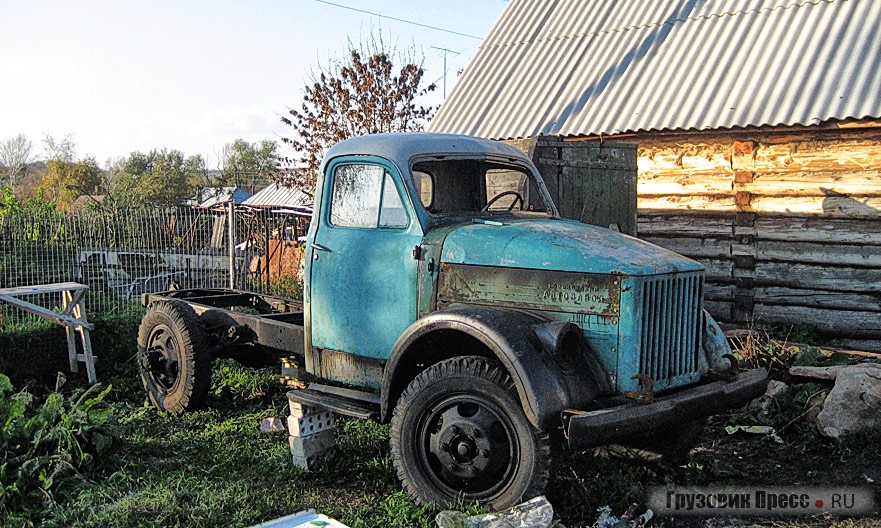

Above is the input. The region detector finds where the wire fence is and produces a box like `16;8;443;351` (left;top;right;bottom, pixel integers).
0;206;308;327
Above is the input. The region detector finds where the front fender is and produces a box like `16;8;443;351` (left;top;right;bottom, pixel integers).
381;306;603;430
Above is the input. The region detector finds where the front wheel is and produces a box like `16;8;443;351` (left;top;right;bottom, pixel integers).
390;356;550;510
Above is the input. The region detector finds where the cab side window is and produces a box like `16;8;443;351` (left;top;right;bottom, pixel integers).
329;164;408;228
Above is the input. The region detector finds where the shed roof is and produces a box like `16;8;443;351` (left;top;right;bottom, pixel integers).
189;186;251;208
242;182;313;213
428;0;881;139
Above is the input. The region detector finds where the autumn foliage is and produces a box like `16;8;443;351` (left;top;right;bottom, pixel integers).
280;42;436;191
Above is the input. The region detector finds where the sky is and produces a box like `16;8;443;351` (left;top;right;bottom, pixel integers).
0;0;507;168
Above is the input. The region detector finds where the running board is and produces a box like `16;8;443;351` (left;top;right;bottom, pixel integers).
286;383;380;420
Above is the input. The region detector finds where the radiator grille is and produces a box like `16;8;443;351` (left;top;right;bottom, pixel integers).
639;273;703;385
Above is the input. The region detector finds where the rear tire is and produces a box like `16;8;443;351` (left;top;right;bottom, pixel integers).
137;301;211;414
390;356;551;510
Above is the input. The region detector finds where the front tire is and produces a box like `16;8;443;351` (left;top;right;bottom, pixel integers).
137;301;211;414
390;356;550;510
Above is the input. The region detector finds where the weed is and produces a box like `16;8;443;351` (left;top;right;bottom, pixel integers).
0;373;116;525
729;329;797;372
838;424;881;458
211;359;284;402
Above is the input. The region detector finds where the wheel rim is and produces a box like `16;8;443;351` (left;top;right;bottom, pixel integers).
416;393;520;500
143;323;181;392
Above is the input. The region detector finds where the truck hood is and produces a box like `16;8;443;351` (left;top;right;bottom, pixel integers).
439;218;702;276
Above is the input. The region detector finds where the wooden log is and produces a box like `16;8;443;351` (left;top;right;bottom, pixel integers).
705;300;733;321
700;258;735;282
753;304;881;337
756;240;881;267
753;262;881;292
643;237;732;259
825;338;881;354
638;212;734;237
638;194;736;212
755;216;881;245
705;283;735;301
748;170;881;196
754;286;881;312
638;177;734;196
749;196;881;218
638;146;733;174
753;139;881;173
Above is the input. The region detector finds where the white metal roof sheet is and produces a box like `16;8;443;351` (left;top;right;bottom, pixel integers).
242;183;313;211
428;0;881;139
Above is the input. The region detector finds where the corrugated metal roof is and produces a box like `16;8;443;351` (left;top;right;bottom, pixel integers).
188;187;251;208
428;0;881;139
242;183;312;212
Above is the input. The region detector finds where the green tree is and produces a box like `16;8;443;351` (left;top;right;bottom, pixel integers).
105;149;196;207
280;39;435;190
222;139;278;190
40;157;103;210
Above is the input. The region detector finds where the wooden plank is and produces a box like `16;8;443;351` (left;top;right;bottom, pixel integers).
610;168;637;235
754;286;881;312
639;175;734;196
638;195;736;212
638;212;734;237
698;258;734;283
755;215;881;244
0;282;87;296
0;294;95;329
749;195;881;218
756;240;881;267
705;300;733;322
748;170;881;196
705;283;735;301
753;304;881;337
638;146;733;174
753;139;881;173
559;142;638;170
754;262;881;292
643;237;732;259
825;338;881;354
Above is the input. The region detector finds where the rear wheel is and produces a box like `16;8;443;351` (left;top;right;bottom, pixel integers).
137;301;211;414
390;356;550;510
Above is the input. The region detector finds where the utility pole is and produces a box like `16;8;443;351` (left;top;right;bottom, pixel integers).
431;46;461;98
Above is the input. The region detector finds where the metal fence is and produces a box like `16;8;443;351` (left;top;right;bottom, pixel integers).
0;206;308;326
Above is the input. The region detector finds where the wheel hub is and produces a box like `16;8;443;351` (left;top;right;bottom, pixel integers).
144;324;181;390
422;397;517;495
453;436;477;461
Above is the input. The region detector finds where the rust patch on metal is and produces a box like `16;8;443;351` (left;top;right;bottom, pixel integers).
624;374;654;404
438;263;620;316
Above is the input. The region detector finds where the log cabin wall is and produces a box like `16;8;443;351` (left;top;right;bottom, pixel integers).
615;125;881;352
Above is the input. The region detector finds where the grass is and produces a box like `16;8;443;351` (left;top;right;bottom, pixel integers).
1;316;879;527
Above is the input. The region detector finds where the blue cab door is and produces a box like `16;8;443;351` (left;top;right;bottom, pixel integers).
308;159;422;360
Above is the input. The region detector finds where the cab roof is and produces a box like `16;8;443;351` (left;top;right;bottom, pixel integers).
322;133;532;169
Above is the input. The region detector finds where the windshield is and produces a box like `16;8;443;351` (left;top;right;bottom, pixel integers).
411;159;554;217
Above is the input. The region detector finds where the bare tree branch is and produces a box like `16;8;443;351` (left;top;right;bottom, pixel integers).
279;38;436;191
0;134;34;192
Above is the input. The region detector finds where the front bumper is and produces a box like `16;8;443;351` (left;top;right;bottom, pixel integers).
566;367;768;450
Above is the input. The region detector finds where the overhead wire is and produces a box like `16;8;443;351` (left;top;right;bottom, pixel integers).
309;0;484;40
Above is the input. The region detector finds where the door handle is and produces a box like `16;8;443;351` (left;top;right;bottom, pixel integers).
311;243;331;253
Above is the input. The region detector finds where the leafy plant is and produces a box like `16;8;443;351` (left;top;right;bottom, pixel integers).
0;372;116;523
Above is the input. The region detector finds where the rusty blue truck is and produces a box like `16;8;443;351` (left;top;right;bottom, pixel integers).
136;132;768;509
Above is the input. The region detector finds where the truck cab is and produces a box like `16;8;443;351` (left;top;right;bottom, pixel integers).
137;133;767;510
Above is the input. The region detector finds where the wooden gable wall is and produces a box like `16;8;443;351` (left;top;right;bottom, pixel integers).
614;125;881;351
